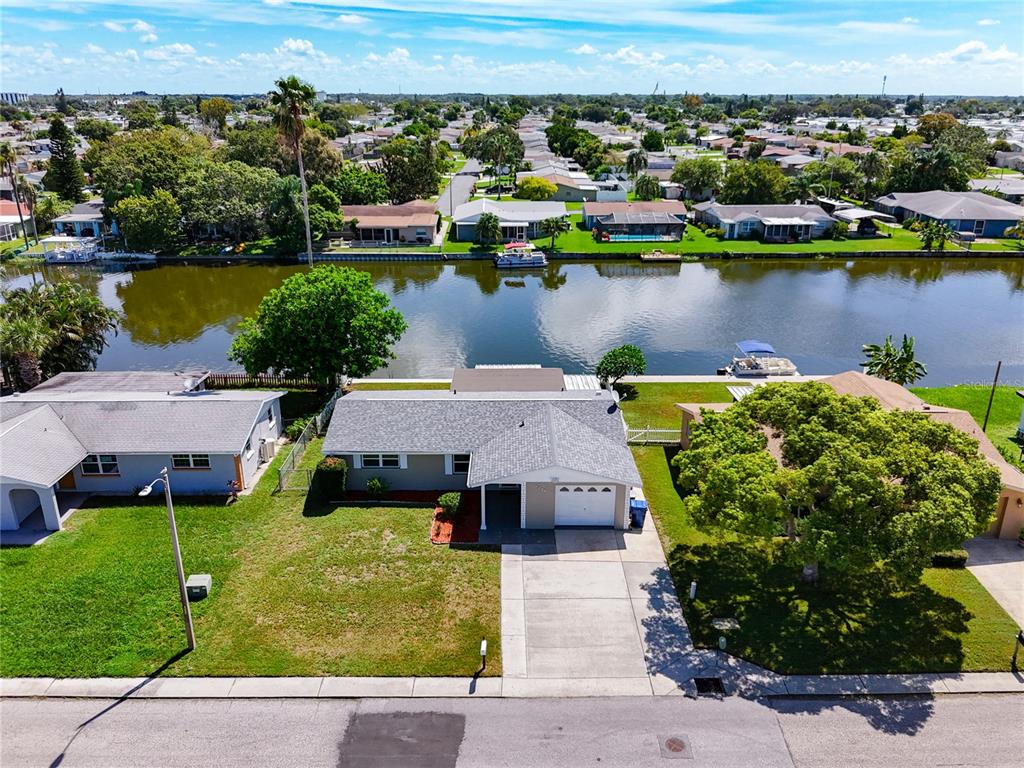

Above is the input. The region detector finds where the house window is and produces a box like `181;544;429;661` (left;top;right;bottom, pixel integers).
361;453;402;469
172;454;211;470
81;454;119;475
266;407;275;429
245;438;254;458
452;454;471;474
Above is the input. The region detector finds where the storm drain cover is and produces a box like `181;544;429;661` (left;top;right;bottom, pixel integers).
694;677;726;696
657;734;694;759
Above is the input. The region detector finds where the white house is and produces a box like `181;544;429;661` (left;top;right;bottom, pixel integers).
0;372;284;534
452;199;568;242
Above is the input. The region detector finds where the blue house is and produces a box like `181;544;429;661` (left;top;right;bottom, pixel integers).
53;200;118;238
873;191;1024;238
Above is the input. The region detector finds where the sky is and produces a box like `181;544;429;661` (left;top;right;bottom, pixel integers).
2;0;1023;96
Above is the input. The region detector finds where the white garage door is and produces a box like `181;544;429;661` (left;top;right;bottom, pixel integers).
554;485;616;527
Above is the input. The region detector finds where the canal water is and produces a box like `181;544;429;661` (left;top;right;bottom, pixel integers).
5;258;1023;385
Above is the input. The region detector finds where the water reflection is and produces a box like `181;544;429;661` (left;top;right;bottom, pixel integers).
3;257;1021;385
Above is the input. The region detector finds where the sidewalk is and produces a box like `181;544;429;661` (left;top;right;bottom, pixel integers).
2;669;1021;699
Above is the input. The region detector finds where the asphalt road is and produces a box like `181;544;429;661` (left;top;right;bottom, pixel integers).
436;158;480;219
3;694;1023;768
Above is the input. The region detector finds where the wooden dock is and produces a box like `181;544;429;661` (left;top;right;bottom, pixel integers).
639;250;682;262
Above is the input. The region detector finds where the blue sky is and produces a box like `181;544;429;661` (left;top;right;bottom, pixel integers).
2;0;1022;95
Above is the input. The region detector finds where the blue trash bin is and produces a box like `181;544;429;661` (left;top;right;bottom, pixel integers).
629;499;648;529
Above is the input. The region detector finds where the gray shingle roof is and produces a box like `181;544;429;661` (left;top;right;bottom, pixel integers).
873;191;1024;221
323;390;640;486
0;390;282;454
0;405;88;486
467;404;640;486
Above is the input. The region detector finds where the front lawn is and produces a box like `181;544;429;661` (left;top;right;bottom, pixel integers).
913;385;1023;469
632;409;1020;674
0;442;500;678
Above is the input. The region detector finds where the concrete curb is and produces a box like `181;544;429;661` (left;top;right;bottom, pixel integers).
3;671;1021;700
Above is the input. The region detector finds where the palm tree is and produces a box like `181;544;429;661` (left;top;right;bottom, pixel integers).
625;148;648;180
475;212;502;245
0;315;52;390
16;175;39;243
860;334;927;386
786;174;824;204
483;131;514;200
270;75;317;266
538;216;570;250
0;142;30;248
1003;221;1024;240
857;151;888;200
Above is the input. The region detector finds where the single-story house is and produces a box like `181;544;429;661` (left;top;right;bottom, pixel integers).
589;210;687;241
675;371;1024;540
967;177;1024;205
771;153;817;176
873;190;1024;238
54;200;118;238
341;202;440;245
692;202;835;241
452;199;568;242
582;201;688;230
0;200;31;242
322;371;641;531
0;372;283;534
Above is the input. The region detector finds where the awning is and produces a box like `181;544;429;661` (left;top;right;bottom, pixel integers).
736;340;776;356
834;209;897;223
760;217;812;226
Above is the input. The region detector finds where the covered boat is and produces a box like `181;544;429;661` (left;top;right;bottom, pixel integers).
725;340;799;377
494;241;547;268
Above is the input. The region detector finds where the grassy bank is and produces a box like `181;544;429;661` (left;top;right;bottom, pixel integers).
0;442;500;678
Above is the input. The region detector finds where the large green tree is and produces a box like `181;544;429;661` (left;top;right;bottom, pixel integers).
670;157;722;197
378;136;442;204
229;265;407;382
43;115;85;203
632;174;662;201
672;382;1000;580
326;163;390;205
111;189;181;252
177;160;278;242
474;211;502;245
93;127;209;206
595;344;646;385
717;160;789;205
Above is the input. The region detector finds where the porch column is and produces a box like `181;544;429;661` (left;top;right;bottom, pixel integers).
520;483;527;528
479;485;487;531
39;486;61;532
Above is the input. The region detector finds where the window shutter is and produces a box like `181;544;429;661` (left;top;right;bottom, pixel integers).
444;455;453;475
399;454;408;469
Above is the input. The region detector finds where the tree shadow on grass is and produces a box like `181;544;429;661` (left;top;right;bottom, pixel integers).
613;383;638;402
668;540;971;677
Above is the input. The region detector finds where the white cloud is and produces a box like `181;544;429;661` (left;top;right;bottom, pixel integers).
900;17;919;24
977;19;1000;26
569;43;597;55
143;42;196;61
887;40;1023;69
83;43;106;55
602;45;664;66
336;14;369;25
837;18;947;36
133;20;156;34
277;37;315;54
102;21;126;32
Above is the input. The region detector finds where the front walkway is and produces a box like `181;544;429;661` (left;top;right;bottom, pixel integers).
966;536;1024;627
500;515;694;695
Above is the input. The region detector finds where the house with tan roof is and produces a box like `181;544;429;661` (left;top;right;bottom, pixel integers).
674;371;1024;540
341;202;441;246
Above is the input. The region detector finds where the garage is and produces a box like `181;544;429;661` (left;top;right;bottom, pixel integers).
555;485;616;527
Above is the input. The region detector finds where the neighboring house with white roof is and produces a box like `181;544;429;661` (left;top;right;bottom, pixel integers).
873;190;1024;237
692;202;835;241
0;372;284;533
967;177;1024;205
452;199;568;242
322;368;641;531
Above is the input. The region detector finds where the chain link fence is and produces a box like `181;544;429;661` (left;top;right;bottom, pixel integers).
276;389;341;493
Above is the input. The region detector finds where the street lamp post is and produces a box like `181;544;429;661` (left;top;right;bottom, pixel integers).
139;467;195;651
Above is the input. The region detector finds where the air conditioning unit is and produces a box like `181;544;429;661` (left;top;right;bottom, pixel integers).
259;440;276;463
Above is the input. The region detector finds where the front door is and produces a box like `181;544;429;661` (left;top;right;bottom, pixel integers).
57;471;76;490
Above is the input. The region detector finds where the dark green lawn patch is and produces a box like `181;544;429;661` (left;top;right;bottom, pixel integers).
0;443;500;678
670;540;1019;674
912;384;1023;469
617;382;733;430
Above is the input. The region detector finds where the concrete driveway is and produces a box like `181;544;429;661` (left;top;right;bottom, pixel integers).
966;537;1024;626
500;516;692;693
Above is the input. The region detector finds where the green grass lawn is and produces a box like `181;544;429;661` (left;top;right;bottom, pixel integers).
0;442;500;678
351;381;451;391
631;385;1021;674
913;385;1023;469
616;382;733;430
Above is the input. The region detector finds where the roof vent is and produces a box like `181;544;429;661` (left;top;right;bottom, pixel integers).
518;420;525;428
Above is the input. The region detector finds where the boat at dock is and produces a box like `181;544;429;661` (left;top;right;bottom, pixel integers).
494;241;548;268
724;340;799;377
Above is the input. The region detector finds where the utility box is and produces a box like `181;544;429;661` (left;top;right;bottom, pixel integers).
186;574;212;601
